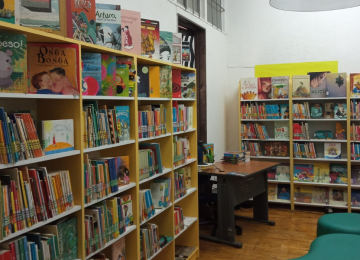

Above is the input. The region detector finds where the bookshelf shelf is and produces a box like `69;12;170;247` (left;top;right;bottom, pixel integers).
0;93;80;99
139;133;172;142
0;205;81;244
174;217;197;239
268;200;290;204
172;98;196;101
138;97;172;101
294;158;348;162
85;225;137;260
351;160;360;162
293;182;347;187
293;119;347;121
139;168;173;185
295;139;347;143
174;158;197;170
250;156;290;160
83;140;136;153
174;188;197;204
268;180;290;184
173;129;197;135
241;99;289;102
242;138;289;141
293;97;347;101
147;239;174;260
241;119;289;122
0;150;81;170
140;203;173;226
350;185;360;188
82;96;135;100
294;202;348;209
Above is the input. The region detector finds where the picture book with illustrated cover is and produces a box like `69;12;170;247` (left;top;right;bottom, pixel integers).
160;31;173;63
276;164;290;181
240;78;258;100
268;183;277;201
115;63;129;96
294;185;312;203
277;184;290;201
310;103;323;119
111;237;126;260
120;194;133;226
160;65;172;98
329;188;347;206
350;73;360;97
334;103;347;119
325;143;341;159
329;164;347;184
0;0;17;24
181;72;196;99
308;71;328;98
314;163;330;183
312;186;328;205
41;119;74;155
324;103;334;118
294;164;314;182
121;9;141;55
114;106;130;141
257;77;272;99
173;33;182;65
62;217;78;260
326;73;347;97
28;43;80;95
101;54;117;96
274;121;289;140
66;0;96;44
117;156;130;186
0;32;27;93
280;104;289;119
182;35;195;68
138;65;149;97
351;166;360;185
172;69;181;98
82;53;102;96
267;167;276;180
20;0;60;31
271;76;289;99
351;190;360;207
203;143;214;163
141;19;160;59
117;57;136;97
292;75;310;98
95;3;121;50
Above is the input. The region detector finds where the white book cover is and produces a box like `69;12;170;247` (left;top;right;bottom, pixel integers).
150;182;166;208
324;142;341;159
276;165;290;181
329;188;347;206
240;78;258;100
42;119;74;155
188;107;193;129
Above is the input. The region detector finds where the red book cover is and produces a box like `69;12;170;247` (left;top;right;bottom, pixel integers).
28;170;47;220
9;242;15;260
29;178;42;222
172;70;181;98
138;112;142;139
40;180;52;219
141;19;160;59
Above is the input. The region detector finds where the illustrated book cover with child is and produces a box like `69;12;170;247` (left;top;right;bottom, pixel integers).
41;119;74;155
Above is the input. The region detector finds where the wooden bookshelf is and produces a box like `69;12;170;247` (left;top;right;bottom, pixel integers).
0;21;199;260
239;76;357;212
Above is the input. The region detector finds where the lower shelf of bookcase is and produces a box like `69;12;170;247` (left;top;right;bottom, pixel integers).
251;156;290;160
293;182;347;187
85;225;137;260
147;239;173;260
268;199;290;204
174;158;197;170
294;202;348;209
140;203;173;226
242;139;289;141
174;188;197;204
294;158;348;162
175;217;197;239
139;168;173;185
268;180;290;184
186;247;199;260
0;205;81;243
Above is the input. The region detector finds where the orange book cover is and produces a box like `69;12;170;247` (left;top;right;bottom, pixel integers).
149;66;160;98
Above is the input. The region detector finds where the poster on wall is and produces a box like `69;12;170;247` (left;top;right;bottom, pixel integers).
182;35;195;68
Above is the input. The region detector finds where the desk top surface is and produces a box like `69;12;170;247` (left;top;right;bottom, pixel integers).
202;161;279;176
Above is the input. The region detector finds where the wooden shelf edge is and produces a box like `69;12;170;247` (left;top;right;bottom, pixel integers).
140;203;173;226
147;239;174;260
84;140;136;153
174;217;197;239
174;158;197;170
139;168;173;185
174;188;197;204
139;133;172;142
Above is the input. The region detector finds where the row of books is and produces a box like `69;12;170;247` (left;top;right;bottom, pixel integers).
139;143;163;181
173;136;191;167
174;206;184;236
0;167;74;240
247;142;289;157
85;195;133;256
240;103;288;119
87;237;125;260
293;142;317;159
172;102;194;133
140;223;161;260
83;155;131;204
220;151;250;165
350;100;360;119
174;167;192;200
293;123;310;140
351;143;360;160
293;163;347;184
150;178;172;209
351;124;360;140
293;103;310;119
138;105;167;139
175;245;197;260
240;123;269;140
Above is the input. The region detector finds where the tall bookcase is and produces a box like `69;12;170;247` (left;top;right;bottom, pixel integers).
0;21;199;260
238;76;360;213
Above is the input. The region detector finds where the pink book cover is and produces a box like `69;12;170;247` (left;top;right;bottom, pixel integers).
121;9;141;56
141;19;160;59
111;236;126;259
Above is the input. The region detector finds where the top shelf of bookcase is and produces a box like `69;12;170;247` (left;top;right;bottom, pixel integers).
293;97;347;101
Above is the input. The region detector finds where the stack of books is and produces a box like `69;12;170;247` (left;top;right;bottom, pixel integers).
173;136;190;167
150;178;172;208
139;190;155;223
172;102;193;133
139;143;163;181
140;223;160;259
138;104;167;139
221;151;248;164
174;206;184;235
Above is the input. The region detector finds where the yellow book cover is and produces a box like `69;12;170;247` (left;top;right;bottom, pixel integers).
106;198;120;238
51;177;61;214
98;164;106;197
149;66;160;98
10;190;17;232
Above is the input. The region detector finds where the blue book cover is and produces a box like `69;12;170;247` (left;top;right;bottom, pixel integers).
334;103;347;119
294;164;314;182
23;236;30;260
139;143;163;173
277;184;290;200
138;66;150;97
114;106;130;141
82;53;102;96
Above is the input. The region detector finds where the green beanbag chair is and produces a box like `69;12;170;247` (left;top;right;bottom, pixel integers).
317;213;360;237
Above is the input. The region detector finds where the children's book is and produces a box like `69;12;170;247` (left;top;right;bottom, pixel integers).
324;103;334;119
120;195;133;226
141;19;160;59
312;187;328;205
149;66;160;98
324;143;341;159
351;190;360;207
308;72;327;98
160;31;173;63
294;185;312;203
240;78;258;100
173;33;182;65
294;164;314;182
267;167;276;180
116;156;130;186
271;76;289;99
334;103;347;119
95;3;121;50
276;164;290;181
310;103;323;118
182;35;195;68
203;143;214;164
292;75;310;98
172;70;181;98
326;73;347;97
329;164;347;184
0;0;16;24
280;104;289;119
351;166;360;185
181;72;196;99
121;9;141;55
101;54;117;96
111;237;126;260
27;43;80;95
117;57;136;97
20;0;60;30
274;121;289;140
257;77;272;99
0;32;27;93
114;106;130;141
268;183;277;201
159;66;172;98
138;65;150;97
41;119;74;155
350;73;360;97
316;163;331;183
276;184;290;201
82;53;102;96
115;64;129;97
329;188;347;206
66;0;96;43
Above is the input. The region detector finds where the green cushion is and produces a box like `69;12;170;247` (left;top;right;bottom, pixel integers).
292;234;360;260
317;213;360;237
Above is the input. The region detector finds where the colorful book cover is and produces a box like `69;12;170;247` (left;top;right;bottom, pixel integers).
276;184;290;201
325;143;341;160
326;73;347;97
334;103;347;119
316;163;331;183
160;31;173;63
173;33;182;64
66;0;96;44
62;218;78;260
310;103;323;118
0;0;16;24
117;156;130;186
308;71;328;98
324;103;334;119
351;190;360;207
274;121;289;140
0;33;27;93
329;164;347;184
182;35;195;68
240;78;258;100
294;185;312;203
280;104;289;119
203;143;214;163
149;66;160;98
271;76;289;99
117;57;136;97
257;77;272;99
82;53;102;96
312;186;328;205
172;70;181;98
20;0;60;30
138;65;149;97
181;72;196;99
27;43;80;95
267;167;276;180
120;195;133;226
111;237;125;260
41;119;74;155
114;106;130;141
95;3;121;50
141;19;160;59
276;164;290;181
350;73;360;97
292;75;310;98
101;54;117;96
121;9;141;55
268;183;277;201
115;64;129;96
329;188;347;206
160;65;172;98
294;164;314;182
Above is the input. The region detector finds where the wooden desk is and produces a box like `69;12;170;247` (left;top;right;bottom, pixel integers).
199;160;279;248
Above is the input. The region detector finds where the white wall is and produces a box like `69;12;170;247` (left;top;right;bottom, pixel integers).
225;0;360;151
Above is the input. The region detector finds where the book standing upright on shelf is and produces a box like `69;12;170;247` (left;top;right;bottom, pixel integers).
292;75;310;98
181;72;196;99
271;76;289;99
160;66;172;98
41;120;74;155
326;73;347;97
182;35;195;68
173;33;182;64
172;70;182;98
101;54;117;96
240;78;258;100
141;19;160;59
121;9;141;55
350;73;360;97
160;31;174;63
82;53;102;96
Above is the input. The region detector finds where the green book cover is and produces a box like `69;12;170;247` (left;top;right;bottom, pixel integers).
18;237;25;260
63;218;78;260
160;65;172;98
115;64;129;96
